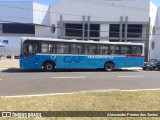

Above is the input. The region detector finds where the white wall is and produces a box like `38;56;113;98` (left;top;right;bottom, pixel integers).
35;25;51;37
149;2;158;59
0;36;21;56
50;0;150;22
153;18;160;59
50;0;151;38
100;24;109;41
142;25;147;39
157;8;160;29
0;1;50;26
151;31;160;59
0;2;50;38
154;8;160;58
33;2;50;26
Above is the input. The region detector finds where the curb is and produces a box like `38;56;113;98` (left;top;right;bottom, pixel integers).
121;67;142;70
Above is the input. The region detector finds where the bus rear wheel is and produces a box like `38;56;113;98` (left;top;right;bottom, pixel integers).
105;62;114;72
43;62;55;72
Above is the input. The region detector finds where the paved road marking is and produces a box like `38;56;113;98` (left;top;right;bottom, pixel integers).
117;75;145;78
50;76;86;79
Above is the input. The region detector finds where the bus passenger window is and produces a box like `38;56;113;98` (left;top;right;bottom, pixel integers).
85;44;96;55
121;45;131;55
41;42;55;53
71;44;83;54
57;43;70;54
132;46;142;55
110;45;120;55
97;45;109;55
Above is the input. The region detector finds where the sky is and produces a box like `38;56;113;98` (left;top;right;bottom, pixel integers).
0;0;160;7
152;0;160;6
30;0;58;5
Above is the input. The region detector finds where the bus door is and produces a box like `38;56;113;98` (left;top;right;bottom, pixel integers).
22;40;40;68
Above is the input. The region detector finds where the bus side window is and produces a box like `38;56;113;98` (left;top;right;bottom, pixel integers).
132;46;142;55
137;46;143;55
57;43;70;54
41;42;55;54
97;45;109;55
110;45;120;55
121;45;131;55
71;43;84;54
85;44;96;55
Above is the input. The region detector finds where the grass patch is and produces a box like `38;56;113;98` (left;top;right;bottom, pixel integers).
0;90;160;120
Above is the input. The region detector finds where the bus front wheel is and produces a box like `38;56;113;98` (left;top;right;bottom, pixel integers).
43;62;55;72
104;62;114;72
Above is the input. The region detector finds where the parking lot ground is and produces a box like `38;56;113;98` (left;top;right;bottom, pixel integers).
0;59;19;69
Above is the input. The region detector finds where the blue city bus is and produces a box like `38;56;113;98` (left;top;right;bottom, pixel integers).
20;37;144;72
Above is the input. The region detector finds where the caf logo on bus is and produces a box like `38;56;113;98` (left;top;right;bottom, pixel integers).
63;56;84;63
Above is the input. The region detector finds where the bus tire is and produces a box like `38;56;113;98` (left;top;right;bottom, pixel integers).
143;67;146;70
104;62;114;72
43;62;55;72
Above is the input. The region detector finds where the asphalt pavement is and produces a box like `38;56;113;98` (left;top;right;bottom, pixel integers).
0;68;160;96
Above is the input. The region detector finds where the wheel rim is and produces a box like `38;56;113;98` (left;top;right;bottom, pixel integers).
106;63;113;71
46;64;53;70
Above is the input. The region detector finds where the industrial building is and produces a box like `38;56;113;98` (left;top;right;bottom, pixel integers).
0;0;160;61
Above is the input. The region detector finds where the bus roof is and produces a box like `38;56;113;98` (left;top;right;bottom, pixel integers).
22;37;144;46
